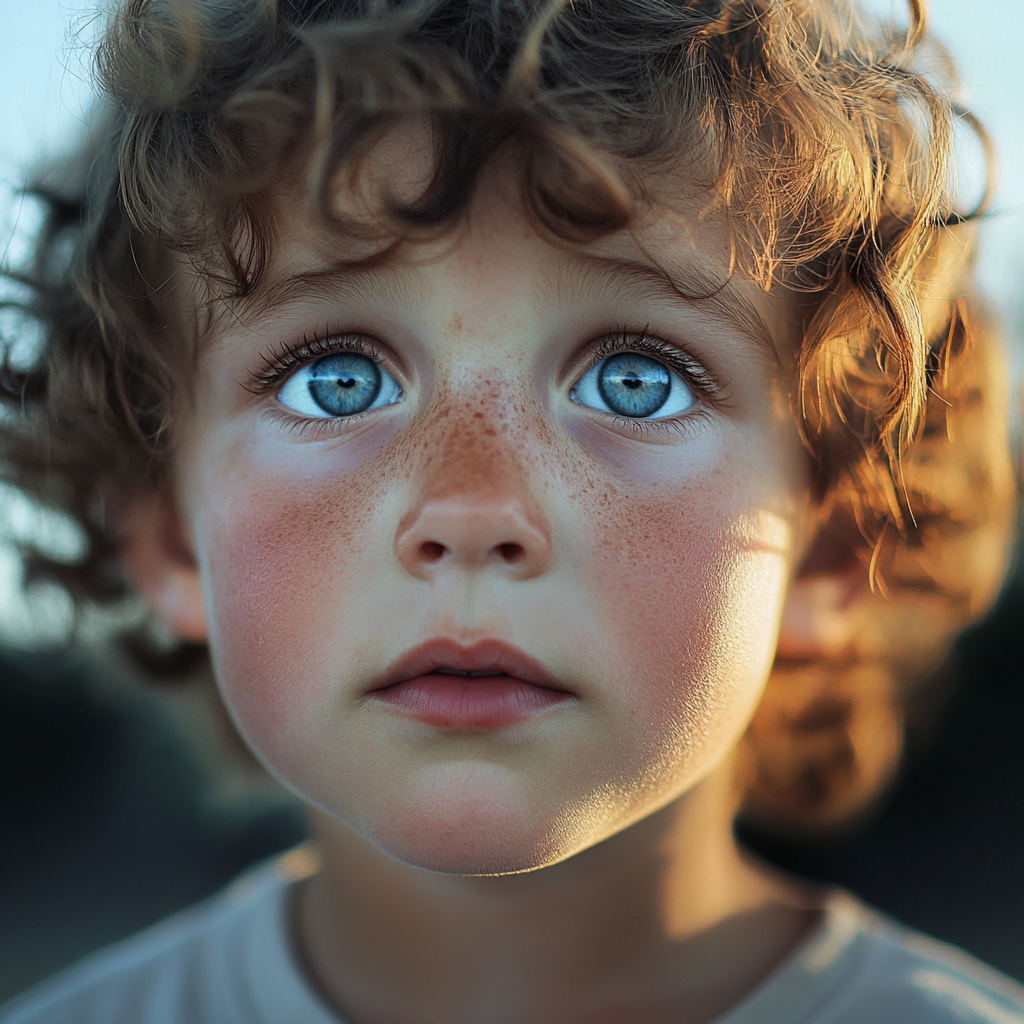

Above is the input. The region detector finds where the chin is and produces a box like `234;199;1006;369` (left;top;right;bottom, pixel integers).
357;762;589;875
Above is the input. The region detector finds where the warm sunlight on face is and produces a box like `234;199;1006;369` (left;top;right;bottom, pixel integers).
174;149;810;875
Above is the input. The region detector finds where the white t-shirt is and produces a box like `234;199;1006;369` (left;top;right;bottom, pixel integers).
3;846;1023;1024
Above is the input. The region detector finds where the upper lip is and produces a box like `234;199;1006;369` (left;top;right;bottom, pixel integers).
369;638;569;693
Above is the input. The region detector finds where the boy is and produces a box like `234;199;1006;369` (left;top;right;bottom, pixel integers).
1;0;1022;1021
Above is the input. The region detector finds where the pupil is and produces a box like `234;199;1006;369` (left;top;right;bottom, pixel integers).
597;353;671;417
307;353;382;416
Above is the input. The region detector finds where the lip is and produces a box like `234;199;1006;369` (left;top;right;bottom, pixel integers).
367;638;575;730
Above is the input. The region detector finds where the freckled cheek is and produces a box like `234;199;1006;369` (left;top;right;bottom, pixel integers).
563;417;798;737
190;451;394;759
577;486;791;757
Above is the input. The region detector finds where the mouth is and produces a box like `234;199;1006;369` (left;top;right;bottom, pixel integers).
434;668;505;678
367;638;575;730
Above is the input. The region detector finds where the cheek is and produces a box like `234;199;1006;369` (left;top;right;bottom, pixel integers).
191;439;393;769
566;441;796;783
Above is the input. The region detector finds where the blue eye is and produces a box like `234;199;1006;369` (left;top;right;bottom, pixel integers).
571;352;695;419
277;352;403;418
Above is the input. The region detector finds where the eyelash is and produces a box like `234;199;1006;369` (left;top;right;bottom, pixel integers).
247;326;720;436
246;331;386;395
577;328;721;436
586;328;720;398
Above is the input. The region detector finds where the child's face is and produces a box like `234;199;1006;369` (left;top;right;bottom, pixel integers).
172;150;810;874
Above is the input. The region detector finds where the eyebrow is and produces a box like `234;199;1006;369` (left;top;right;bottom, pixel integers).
560;254;782;364
232;256;428;324
230;243;782;362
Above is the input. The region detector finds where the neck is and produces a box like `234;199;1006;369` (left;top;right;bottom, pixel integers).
296;762;817;1024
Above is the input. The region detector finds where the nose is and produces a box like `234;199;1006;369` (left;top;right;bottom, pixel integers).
395;497;552;581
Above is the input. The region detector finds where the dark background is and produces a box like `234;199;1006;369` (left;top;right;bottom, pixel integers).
1;563;1023;1003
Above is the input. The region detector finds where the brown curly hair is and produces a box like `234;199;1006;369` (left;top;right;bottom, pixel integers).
0;0;1016;831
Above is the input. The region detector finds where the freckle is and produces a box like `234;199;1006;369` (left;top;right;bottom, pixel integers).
450;313;464;333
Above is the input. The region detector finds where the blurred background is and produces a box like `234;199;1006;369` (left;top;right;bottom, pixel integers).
0;0;1023;1005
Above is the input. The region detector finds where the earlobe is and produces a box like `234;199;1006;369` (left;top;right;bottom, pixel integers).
120;494;208;644
776;539;869;661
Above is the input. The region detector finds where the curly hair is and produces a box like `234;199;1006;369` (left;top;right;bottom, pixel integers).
1;0;1016;830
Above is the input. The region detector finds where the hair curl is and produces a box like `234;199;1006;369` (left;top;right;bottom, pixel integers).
1;0;1016;831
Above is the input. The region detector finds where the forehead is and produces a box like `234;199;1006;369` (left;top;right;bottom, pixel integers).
222;146;792;362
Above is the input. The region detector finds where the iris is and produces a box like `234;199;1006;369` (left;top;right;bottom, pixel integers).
597;354;671;418
307;353;382;417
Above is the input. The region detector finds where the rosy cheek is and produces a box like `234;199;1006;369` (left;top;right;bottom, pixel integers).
565;433;794;762
191;432;395;766
586;499;790;798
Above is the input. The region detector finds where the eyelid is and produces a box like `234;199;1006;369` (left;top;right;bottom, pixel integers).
578;329;721;398
246;331;400;396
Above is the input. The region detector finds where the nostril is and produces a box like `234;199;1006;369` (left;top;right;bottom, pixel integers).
396;503;551;581
420;541;447;563
496;542;525;564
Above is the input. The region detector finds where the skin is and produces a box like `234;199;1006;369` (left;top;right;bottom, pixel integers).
124;141;864;1023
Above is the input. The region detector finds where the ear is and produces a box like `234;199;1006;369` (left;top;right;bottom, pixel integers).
776;535;869;661
120;494;207;643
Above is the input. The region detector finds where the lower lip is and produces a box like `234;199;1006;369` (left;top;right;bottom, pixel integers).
370;674;573;729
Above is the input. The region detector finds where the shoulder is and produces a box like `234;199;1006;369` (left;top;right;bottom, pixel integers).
0;846;335;1024
835;904;1024;1024
724;891;1024;1024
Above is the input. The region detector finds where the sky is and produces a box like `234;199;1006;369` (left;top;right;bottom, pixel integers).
0;0;1022;639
